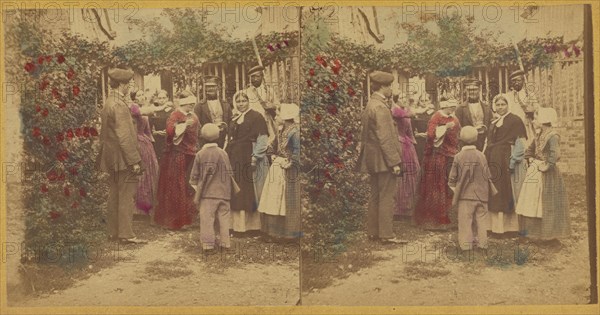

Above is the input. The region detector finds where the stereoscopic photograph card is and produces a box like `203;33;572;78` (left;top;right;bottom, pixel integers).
1;1;599;315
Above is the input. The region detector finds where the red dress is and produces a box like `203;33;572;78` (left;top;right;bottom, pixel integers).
414;111;460;228
154;109;199;229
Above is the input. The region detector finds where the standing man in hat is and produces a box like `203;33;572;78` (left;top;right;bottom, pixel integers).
503;70;539;145
244;65;278;155
455;79;492;151
356;71;405;244
97;67;144;244
194;76;232;148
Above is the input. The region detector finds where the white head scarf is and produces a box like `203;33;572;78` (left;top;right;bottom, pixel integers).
232;91;251;124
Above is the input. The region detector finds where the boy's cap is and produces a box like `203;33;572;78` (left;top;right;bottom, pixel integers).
460;126;478;144
201;123;220;141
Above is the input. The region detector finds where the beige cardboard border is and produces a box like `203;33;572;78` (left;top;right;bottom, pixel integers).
1;0;598;314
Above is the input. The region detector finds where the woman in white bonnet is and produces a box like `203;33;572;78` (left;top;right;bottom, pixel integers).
516;107;570;241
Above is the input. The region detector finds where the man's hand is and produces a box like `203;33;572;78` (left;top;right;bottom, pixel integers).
131;163;142;175
153;130;167;136
392;165;401;176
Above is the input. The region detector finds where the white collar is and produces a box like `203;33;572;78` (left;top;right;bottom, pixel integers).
460;145;477;151
235;109;252;124
202;143;218;149
492;111;510;127
373;92;386;100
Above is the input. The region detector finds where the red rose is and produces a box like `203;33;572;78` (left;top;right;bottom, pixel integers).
43;136;51;146
67;68;75;80
327;104;338;115
64;186;71;197
36;105;41;113
38;56;45;64
332;65;341;75
334;59;341;67
324;86;331;93
52;88;60;99
83;127;90;138
331;81;338;89
66;129;74;139
41;108;49;117
315;114;322;122
56;133;64;142
39;80;49;91
72;85;80;96
24;62;36;73
564;49;571;58
45;55;52;62
56;53;65;64
335;161;345;170
56;150;69;162
71;201;79;209
49;211;61;220
40;184;49;193
47;170;57;181
90;127;99;137
75;128;83;137
59;102;67;109
267;44;275;52
309;68;315;76
307;80;313;87
337;128;344;136
69;167;78;176
312;129;321;140
324;170;332;180
32;127;41;137
79;188;87;197
348;87;356;96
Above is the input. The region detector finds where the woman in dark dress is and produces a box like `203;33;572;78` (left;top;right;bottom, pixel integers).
485;94;528;235
148;90;173;163
226;91;269;233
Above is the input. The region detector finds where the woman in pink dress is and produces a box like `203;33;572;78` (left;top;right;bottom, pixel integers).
129;91;160;215
391;103;421;218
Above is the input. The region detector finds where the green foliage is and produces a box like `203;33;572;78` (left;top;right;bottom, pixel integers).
7;17;111;263
113;8;298;89
300;13;370;253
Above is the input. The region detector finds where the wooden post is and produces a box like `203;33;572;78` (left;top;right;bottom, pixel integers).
221;64;226;97
235;64;240;91
241;64;246;89
485;69;490;102
504;67;509;92
367;71;371;101
478;69;483;100
498;67;503;94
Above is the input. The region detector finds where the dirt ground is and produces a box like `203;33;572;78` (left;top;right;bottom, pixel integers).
301;174;593;306
5;184;300;307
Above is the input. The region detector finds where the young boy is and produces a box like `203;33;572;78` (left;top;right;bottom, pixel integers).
448;126;497;251
189;123;234;251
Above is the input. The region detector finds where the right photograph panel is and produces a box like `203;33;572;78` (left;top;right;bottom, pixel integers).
300;4;594;305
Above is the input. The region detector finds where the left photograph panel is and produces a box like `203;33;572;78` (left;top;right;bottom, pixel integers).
2;4;300;307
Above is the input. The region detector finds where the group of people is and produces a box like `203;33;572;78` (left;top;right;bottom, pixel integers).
97;65;301;250
357;70;570;250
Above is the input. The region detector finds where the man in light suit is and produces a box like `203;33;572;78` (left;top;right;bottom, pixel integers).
97;67;144;244
194;76;232;148
455;79;492;151
356;71;406;244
